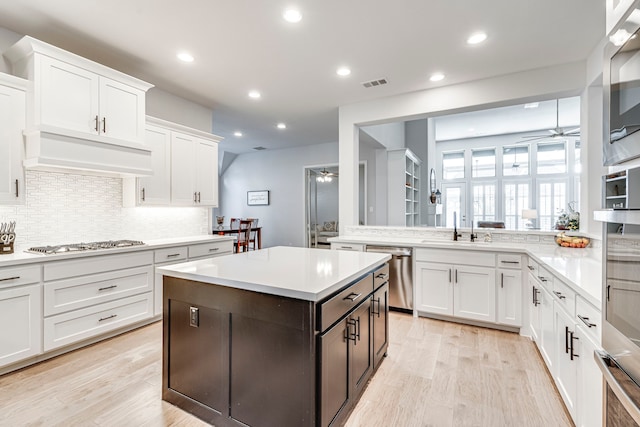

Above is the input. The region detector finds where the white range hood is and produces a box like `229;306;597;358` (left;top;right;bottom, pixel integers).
23;125;153;178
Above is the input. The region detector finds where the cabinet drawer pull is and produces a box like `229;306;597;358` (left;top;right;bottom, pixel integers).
343;292;362;302
0;276;20;282
98;314;117;322
341;246;353;250
376;273;389;280
538;276;548;282
553;291;566;300
208;247;220;252
577;315;596;328
570;331;579;361
166;253;182;258
98;285;117;291
527;265;535;271
501;260;519;264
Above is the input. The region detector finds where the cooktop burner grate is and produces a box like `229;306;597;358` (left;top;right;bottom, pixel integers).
27;240;145;255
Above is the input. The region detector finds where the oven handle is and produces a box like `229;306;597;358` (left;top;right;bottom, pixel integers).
594;351;640;425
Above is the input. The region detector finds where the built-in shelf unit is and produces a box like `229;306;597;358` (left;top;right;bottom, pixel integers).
604;166;640;233
388;148;422;227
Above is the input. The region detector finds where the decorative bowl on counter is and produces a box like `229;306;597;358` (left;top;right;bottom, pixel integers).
555;232;590;248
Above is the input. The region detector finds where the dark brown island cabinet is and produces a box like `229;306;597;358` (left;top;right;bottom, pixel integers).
162;262;390;427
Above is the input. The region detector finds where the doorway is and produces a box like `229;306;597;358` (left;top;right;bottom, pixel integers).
304;163;366;248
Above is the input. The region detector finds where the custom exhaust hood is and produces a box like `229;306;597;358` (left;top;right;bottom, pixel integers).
22;126;153;177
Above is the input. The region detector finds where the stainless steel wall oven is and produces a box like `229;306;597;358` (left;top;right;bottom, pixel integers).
595;209;640;425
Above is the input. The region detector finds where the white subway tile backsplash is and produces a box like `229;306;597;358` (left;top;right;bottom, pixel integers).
0;171;209;248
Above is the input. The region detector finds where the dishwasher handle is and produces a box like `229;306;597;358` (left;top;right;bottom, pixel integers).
365;246;412;257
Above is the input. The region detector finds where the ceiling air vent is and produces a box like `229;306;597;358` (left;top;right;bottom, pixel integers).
361;78;388;88
253;146;266;151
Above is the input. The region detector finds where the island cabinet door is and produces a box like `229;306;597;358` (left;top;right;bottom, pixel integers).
319;318;350;427
371;282;389;369
350;299;373;397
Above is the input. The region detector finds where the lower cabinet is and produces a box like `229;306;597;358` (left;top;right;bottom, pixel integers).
371;282;389;369
538;284;556;370
416;261;496;323
554;304;578;421
0;283;42;367
496;268;522;327
575;324;603;427
528;272;541;342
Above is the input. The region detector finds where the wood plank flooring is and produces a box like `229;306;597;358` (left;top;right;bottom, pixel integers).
0;313;572;427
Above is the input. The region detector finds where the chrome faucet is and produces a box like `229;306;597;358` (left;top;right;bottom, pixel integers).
453;212;462;241
470;220;477;242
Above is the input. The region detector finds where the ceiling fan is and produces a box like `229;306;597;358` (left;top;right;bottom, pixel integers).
315;168;338;182
520;99;580;143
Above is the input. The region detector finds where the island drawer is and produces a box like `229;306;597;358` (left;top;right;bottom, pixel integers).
188;241;232;259
373;263;389;289
154;247;188;263
318;273;373;331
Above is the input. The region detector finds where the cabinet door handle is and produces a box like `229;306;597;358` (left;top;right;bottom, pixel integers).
0;276;20;282
15;179;18;198
355;316;361;342
532;286;540;306
141;187;146;202
553;291;566;300
570;331;579;361
94;115;99;132
98;314;117;322
102;117;106;133
194;192;198;203
98;285;117;291
455;269;458;284
343;292;362;302
371;297;381;317
501;273;504;288
345;318;357;343
577;315;596;328
448;268;452;283
198;192;201;203
565;326;570;354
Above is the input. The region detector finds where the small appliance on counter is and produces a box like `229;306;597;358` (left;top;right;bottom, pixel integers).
0;221;16;255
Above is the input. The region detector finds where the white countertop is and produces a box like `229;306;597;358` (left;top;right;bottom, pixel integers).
0;234;235;267
157;246;391;302
331;234;603;307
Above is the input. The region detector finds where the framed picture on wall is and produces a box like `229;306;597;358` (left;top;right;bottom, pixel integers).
247;190;270;206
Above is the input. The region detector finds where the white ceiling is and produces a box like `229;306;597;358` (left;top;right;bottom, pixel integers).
0;1;604;154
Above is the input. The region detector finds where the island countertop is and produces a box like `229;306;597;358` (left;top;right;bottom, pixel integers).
156;245;391;301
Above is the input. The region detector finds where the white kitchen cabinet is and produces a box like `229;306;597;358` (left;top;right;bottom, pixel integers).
171;132;219;206
331;243;365;252
497;267;522;326
6;37;150;145
0;74;27;204
416;261;495;323
538;283;556;370
575;323;603;427
554;303;578;421
0;283;42;368
123;123;171;206
528;271;541;342
4;36;153;177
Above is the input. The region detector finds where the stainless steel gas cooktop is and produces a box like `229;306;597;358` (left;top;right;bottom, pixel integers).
27;240;145;255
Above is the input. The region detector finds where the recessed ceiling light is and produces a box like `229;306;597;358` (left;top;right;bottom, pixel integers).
429;73;445;82
336;67;351;77
177;52;194;63
248;90;261;99
277;123;287;129
283;9;302;23
234;131;243;137
467;32;487;45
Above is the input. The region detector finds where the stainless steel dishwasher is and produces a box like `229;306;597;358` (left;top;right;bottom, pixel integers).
365;246;413;312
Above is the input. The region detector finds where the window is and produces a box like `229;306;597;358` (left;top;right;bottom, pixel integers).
537;142;566;174
503;145;529;176
504;182;530;229
472;148;495;178
444;186;463;227
538;180;566;230
574;140;581;174
472;183;496;224
443;151;465;180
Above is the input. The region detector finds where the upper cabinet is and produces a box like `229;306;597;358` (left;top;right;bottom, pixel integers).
0;73;27;205
123;116;221;207
4;36;154;177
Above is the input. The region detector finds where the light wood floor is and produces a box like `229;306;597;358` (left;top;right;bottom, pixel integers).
0;313;572;427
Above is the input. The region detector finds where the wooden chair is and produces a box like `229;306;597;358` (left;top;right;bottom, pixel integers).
247;218;259;250
230;218;241;229
235;219;252;253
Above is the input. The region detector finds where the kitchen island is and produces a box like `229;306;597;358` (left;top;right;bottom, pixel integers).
157;246;391;427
